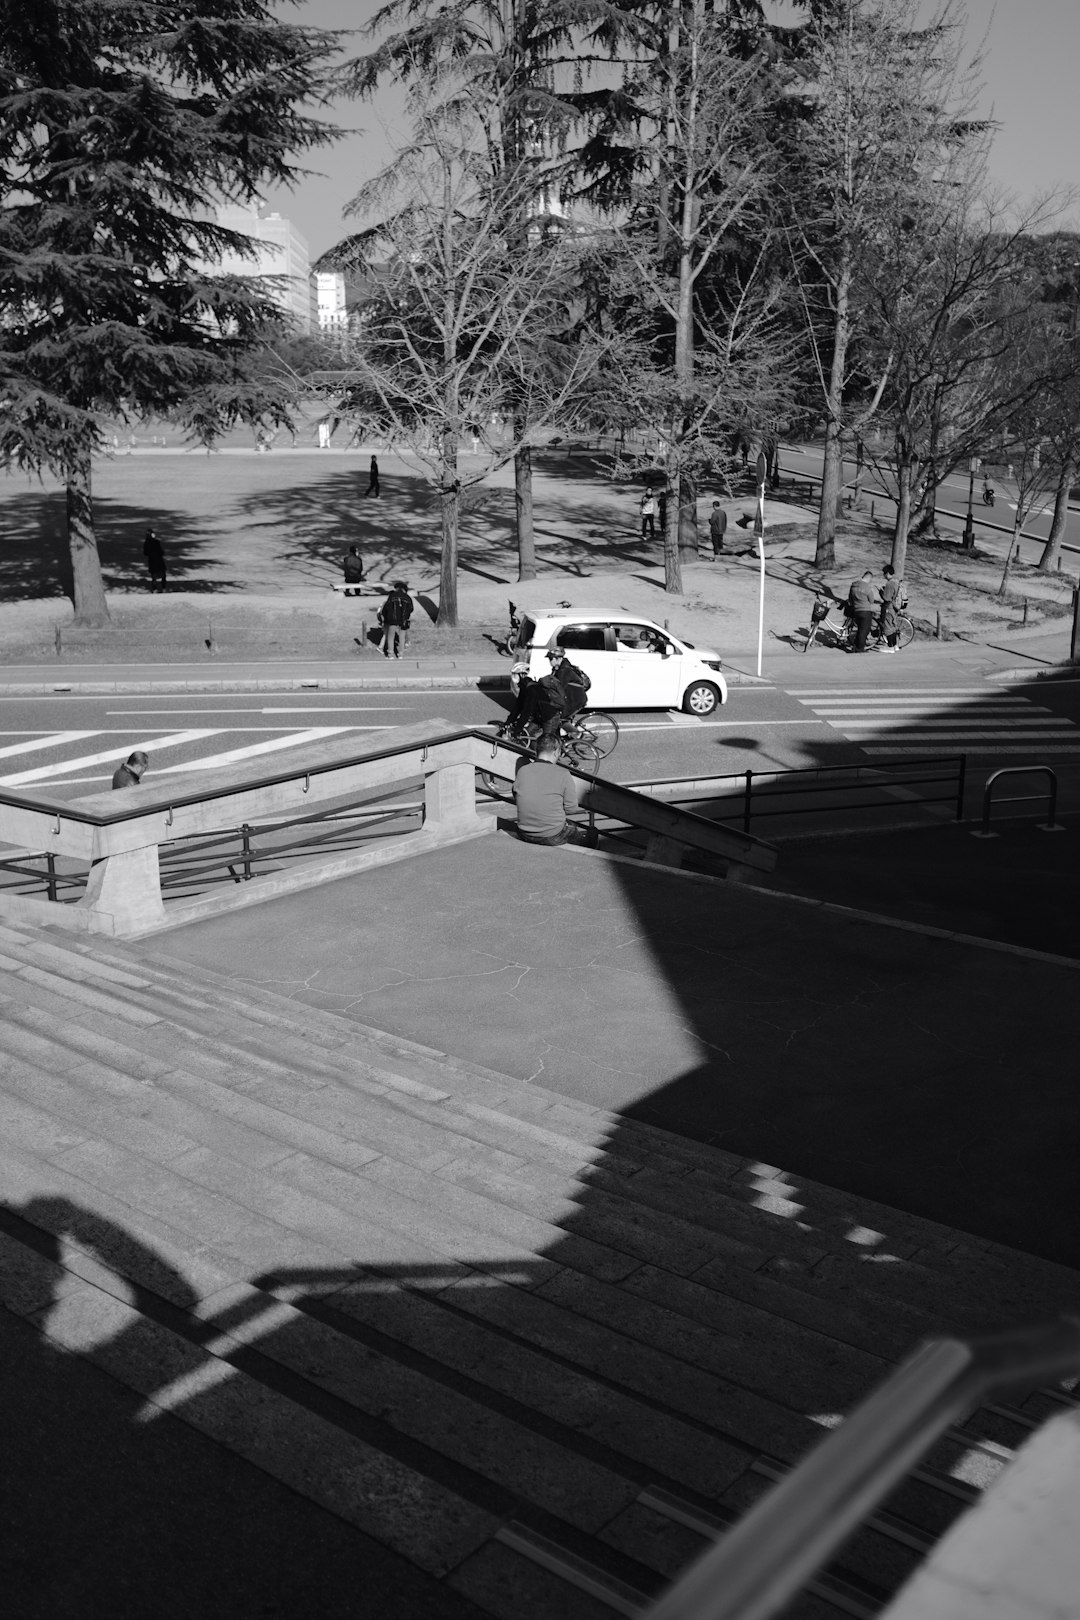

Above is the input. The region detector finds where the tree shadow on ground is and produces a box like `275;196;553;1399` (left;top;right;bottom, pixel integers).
0;487;245;602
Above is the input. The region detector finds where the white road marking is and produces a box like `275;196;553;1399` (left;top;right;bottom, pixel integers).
863;745;1080;755
788;685;1080;756
154;727;354;773
0;731;99;760
105;706;413;715
0;730;222;787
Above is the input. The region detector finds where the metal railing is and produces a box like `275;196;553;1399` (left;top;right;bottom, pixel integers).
626;757;967;835
974;766;1062;838
644;1317;1080;1620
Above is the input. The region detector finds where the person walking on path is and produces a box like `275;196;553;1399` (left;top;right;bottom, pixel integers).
707;501;727;557
877;565;902;653
364;455;380;497
378;581;413;658
639;489;657;538
112;751;149;788
142;528;166;592
846;569;880;653
513;736;594;846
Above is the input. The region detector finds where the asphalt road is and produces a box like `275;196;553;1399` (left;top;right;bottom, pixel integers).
781;441;1080;578
2;678;1079;810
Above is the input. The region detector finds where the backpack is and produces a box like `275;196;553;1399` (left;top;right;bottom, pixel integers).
560;659;591;698
381;590;411;627
896;579;909;611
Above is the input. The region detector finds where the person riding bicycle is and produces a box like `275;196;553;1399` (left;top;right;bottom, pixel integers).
545;647;591;732
504;669;566;740
982;478;995;507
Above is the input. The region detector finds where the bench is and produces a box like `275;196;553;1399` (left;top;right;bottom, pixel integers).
331;581;377;597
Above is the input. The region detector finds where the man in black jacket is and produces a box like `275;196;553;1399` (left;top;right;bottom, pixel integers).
378;582;413;657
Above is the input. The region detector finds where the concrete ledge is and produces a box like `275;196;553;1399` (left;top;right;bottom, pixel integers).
125;818;497;938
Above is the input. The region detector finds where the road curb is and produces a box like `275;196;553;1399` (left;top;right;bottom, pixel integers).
0;673;515;696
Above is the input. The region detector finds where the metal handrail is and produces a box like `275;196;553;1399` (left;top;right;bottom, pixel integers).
975;765;1061;837
0;724;490;827
644;1317;1080;1620
626;757;967;833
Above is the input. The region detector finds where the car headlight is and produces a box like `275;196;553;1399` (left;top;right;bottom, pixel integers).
704;659;722;671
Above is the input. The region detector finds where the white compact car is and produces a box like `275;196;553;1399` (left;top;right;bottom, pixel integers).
509;611;728;715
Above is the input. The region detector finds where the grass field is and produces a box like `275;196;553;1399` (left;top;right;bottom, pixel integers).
0;438;1071;663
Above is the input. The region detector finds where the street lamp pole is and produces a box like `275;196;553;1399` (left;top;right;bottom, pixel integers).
962;457;978;549
754;451;767;678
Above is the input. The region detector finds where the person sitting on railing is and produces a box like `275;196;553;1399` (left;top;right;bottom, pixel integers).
513;736;595;847
112;751;149;789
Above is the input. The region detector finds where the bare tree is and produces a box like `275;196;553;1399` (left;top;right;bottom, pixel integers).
319;109;608;626
603;1;786;591
779;0;983;569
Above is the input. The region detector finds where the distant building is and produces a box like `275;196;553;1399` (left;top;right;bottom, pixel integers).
214;205;317;333
315;270;365;349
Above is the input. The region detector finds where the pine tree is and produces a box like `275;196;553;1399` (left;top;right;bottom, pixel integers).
0;0;336;624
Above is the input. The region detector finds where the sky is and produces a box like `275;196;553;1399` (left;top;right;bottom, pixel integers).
264;0;1080;260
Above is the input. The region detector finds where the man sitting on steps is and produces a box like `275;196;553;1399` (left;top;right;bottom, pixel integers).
513;736;596;847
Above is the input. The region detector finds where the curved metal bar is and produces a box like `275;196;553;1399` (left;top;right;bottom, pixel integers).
978;765;1058;836
645;1316;1080;1620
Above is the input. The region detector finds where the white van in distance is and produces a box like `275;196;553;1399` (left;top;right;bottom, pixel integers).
509;612;728;715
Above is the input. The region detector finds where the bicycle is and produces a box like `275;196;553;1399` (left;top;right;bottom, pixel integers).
477;710;619;794
802;595;914;653
495;599;522;656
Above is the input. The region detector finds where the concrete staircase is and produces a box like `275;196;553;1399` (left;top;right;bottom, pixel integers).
2;917;1079;1619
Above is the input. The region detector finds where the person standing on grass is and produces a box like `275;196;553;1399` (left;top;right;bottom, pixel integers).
112;751;149;788
378;581;413;658
341;546;364;594
707;501;727;557
640;488;657;537
143;527;166;591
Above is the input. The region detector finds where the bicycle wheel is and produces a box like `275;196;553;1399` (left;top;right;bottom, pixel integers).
575;712;619;760
895;615;915;650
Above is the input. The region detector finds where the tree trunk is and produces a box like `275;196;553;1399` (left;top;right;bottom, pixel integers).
678;467;698;564
438;469;460;627
815;258;852;571
514;434;536;581
664;454;682;595
890;460;913;577
67;459;110;626
1038;458;1071;572
997;511;1023;597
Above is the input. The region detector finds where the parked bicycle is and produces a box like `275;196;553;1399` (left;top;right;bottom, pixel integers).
803;594;914;653
477;710;619;793
496;599;522;656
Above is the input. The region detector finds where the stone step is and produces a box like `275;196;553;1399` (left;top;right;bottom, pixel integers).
53;933;1080;1322
3;918;1072;1619
0;988;976;1384
0;1166;964;1620
1;953;1072;1381
8;926;1075;1341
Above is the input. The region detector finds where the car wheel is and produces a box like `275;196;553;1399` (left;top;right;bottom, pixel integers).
683;681;719;716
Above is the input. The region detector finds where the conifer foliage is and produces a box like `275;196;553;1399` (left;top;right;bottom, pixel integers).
0;0;335;623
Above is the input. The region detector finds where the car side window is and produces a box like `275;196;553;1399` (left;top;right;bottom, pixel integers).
556;625;608;652
610;622;664;653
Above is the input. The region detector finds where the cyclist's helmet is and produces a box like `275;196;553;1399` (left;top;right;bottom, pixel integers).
547;647;565;662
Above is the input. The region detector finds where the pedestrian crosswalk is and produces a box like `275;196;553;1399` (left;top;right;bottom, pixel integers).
786;686;1080;756
0;724;397;789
